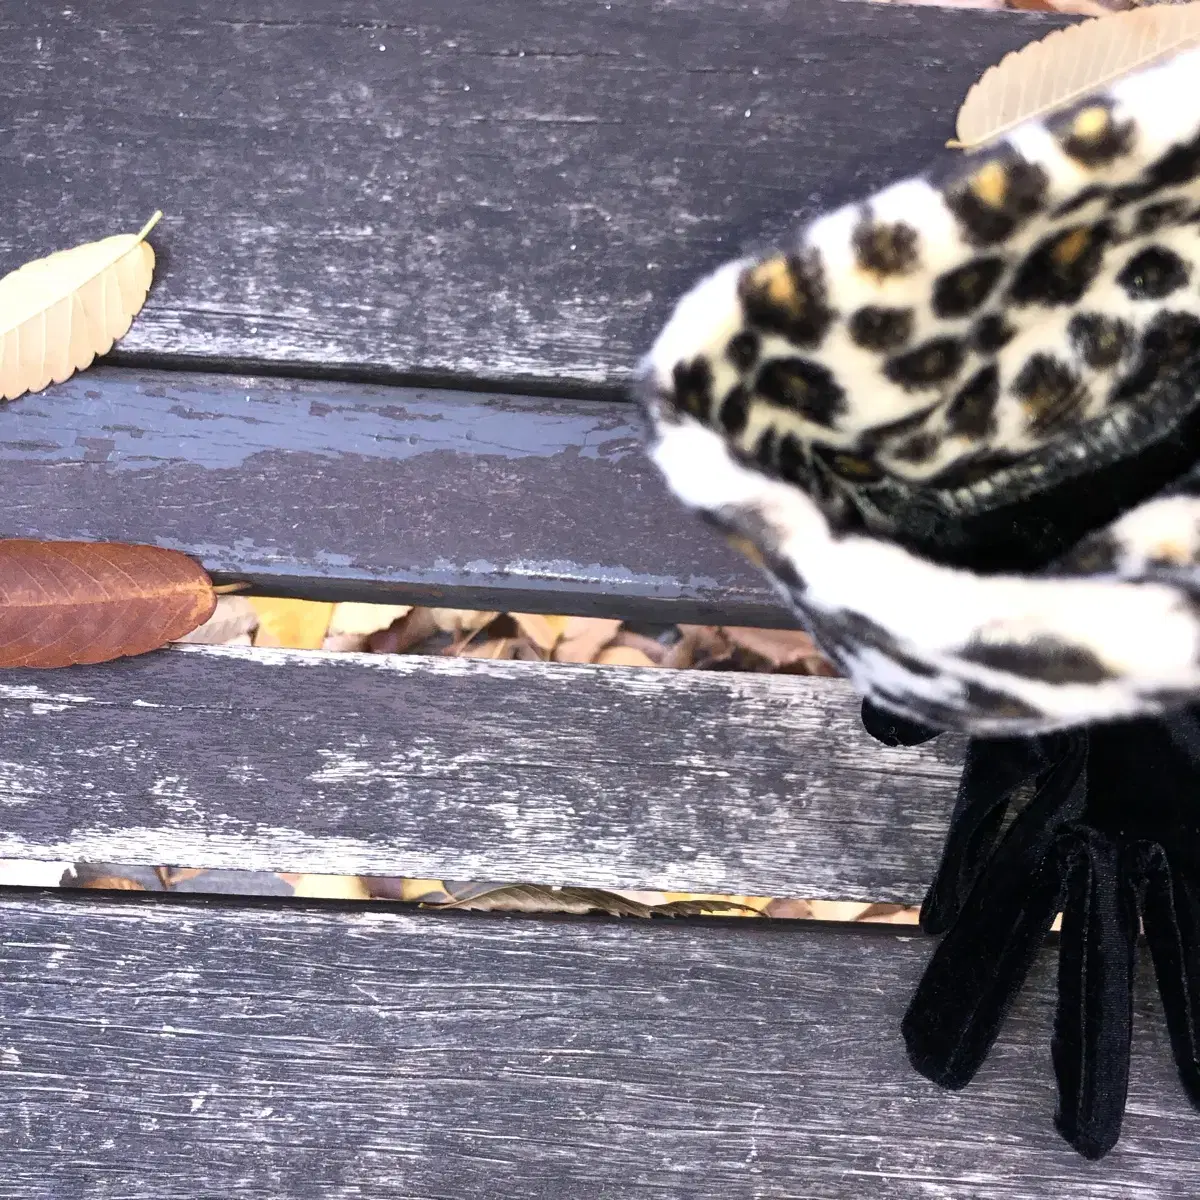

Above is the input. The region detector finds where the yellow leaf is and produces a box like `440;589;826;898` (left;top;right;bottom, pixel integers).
248;597;335;649
0;212;161;401
952;4;1200;150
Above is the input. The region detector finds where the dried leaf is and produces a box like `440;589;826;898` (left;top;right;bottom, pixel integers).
369;606;443;654
386;880;767;918
0;212;160;401
953;4;1200;149
174;594;258;646
428;607;499;633
363;877;457;904
510;637;546;662
608;630;669;664
511;612;570;653
327;602;412;638
655;890;774;915
1009;0;1113;13
162;868;206;887
459;636;517;660
662;624;738;669
166;869;294;896
553;616;622;663
763;898;817;919
722;625;814;663
0;540;214;667
645;897;766;917
441;883;624;915
721;625;836;674
596;645;660;667
854;903;921;925
248;597;335;649
289;873;373;900
807;900;879;923
322;632;370;652
62;863;165;891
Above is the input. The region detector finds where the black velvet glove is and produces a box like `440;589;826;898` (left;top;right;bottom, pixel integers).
873;703;1200;1159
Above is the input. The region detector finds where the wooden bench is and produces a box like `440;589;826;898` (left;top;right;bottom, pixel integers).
2;0;1196;1194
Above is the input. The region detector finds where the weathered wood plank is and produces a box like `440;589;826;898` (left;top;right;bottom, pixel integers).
0;892;1191;1198
0;644;963;900
0;366;786;624
0;0;1067;390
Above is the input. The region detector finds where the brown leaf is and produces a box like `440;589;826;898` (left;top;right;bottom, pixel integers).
553;616;622;663
0;540;215;667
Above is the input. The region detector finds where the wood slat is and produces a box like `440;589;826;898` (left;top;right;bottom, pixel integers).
0;0;1067;391
0;366;786;624
0;891;1191;1198
0;643;963;900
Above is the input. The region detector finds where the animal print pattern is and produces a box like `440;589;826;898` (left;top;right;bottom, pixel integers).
639;49;1200;735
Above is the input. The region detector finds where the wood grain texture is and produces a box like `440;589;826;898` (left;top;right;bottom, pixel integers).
0;891;1193;1198
0;643;964;900
0;366;786;624
0;0;1068;391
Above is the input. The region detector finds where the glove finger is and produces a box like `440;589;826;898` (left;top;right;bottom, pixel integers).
904;850;1063;1090
860;697;941;747
1141;848;1200;1109
1052;833;1136;1161
922;729;1085;934
906;738;1088;1087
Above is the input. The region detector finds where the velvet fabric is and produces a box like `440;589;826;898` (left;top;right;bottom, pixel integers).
868;698;1200;1158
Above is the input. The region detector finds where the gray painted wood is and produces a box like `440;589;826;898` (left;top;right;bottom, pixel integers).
0;891;1192;1198
0;366;787;624
0;0;1068;391
0;644;964;900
